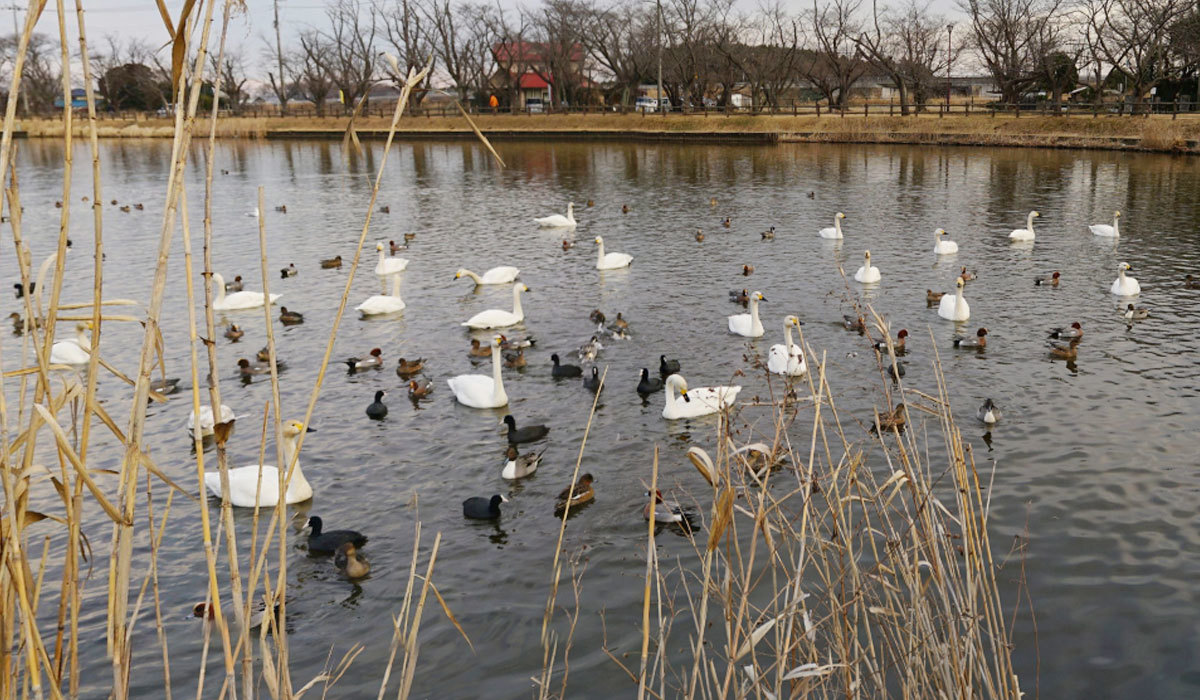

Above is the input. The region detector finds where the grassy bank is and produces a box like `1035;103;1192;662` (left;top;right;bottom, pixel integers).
19;112;1200;153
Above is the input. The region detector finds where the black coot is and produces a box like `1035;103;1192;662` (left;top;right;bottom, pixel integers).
366;390;388;419
551;353;582;378
463;494;506;519
637;368;663;395
504;415;549;443
306;516;367;554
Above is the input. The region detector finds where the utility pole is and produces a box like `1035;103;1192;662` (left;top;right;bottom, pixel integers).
656;0;663;116
3;4;29;115
946;23;954;110
274;0;287;115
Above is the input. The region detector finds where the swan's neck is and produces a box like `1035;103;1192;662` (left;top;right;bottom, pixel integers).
212;273;226;304
956;287;967;314
834;218;842;235
390;274;403;297
490;344;505;400
783;323;794;349
462;269;482;284
76;328;90;350
1027;212;1036;231
280;435;309;495
595;240;605;263
749;298;761;330
378;248;387;265
566;204;574;222
1118;268;1126;281
1112;216;1119;234
511;286;524;317
664;379;680;415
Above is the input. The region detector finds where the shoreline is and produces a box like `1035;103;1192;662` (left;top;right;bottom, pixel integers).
17;113;1200;154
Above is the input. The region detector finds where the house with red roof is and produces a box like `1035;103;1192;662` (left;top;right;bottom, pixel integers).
490;41;590;110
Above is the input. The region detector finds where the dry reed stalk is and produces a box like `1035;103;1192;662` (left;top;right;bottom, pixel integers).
636;447;659;700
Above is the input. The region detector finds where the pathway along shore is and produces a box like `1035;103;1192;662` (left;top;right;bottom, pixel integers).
18;113;1200;154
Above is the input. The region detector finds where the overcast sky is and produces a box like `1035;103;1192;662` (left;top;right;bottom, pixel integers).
22;0;970;78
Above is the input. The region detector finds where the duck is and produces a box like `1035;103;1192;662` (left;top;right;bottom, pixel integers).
761;227;775;240
12;281;34;298
49;323;92;365
448;335;508;408
463;495;507;519
728;291;767;337
873;328;908;355
695;229;705;242
1184;274;1200;289
870;403;907;434
555;473;595;515
344;348;383;371
534;202;576;228
926;289;945;305
953;327;988;348
355;273;405;315
275;205;287;213
203;420;313;507
577;335;604;361
768;315;806;376
1089;210;1120;237
959;266;977;282
278;307;304;325
887;361;907;381
1035;271;1060;287
279;263;298;278
709;197;717;207
188;404;236;437
977;398;1001;425
395;357;424;377
818;212;845;239
150;377;181;395
637;368;664;395
643;490;685;523
379;205;390;214
504;414;549;443
224;323;244;341
589;309;606;325
8;312;37;334
730;289;750;305
853;250;881;283
742;264;754;276
583;366;603;393
937;277;970;321
503;348;526;368
549;352;583;378
586;199;595;207
722;217;732;228
305;515;367;554
403;233;416;242
408;378;433;400
54;200;62;208
1008;210;1039;241
1048;339;1079;360
621;204;630;214
211;273;279;311
611;313;629;331
374;242;409;276
1123;303;1149;321
237;358;275;377
659;355;681;377
365;390;388;419
388;240;409;255
455;266;521;286
502;445;543;480
224;275;244;293
119;205;131;213
134;203;144;210
593;237;633;270
662;374;741;420
843;314;865;333
468;338;493;357
462;282;530;329
561;239;572;251
1111;262;1140;296
192;601;279;629
320;255;342;269
933;228;958;255
335;543;370;579
1048;322;1083;339
256;346;273;363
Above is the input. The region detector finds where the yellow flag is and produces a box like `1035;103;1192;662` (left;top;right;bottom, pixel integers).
338;89;345;104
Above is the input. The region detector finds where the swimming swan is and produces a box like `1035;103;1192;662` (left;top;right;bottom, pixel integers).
455;266;520;285
662;374;741;420
1111;262;1140;296
447;335;508;408
535;202;576;228
767;315;806;376
727;291;766;337
355;273;405;315
187;404;236;437
1089;210;1120;237
374;242;409;275
593;237;633;270
937;277;970;321
933;228;958;255
49;323;91;365
818;212;845;239
462;282;530;329
854;250;881;283
211;272;279;311
203;419;313;507
1009;211;1039;241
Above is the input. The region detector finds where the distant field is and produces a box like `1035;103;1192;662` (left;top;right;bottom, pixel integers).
18;111;1200;153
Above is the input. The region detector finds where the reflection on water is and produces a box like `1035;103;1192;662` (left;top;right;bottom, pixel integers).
5;138;1199;699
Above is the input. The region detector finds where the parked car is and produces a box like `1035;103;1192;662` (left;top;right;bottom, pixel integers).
524;98;544;113
635;96;658;112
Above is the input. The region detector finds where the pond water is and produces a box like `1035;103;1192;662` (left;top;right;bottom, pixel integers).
6;138;1200;698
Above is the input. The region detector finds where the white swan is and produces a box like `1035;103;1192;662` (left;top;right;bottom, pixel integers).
455;266;520;285
534;202;576;228
853;250;881;283
374;242;409;275
728;291;766;337
1009;211;1039;241
1111;262;1140;296
662;374;741;420
447;335;508;408
1089;210;1120;237
49;323;91;365
211;273;279;311
355;273;405;315
594;237;633;270
818;212;845;239
933;228;958;255
187;403;236;437
768;315;806;376
938;277;971;321
462;282;529;329
203;419;313;507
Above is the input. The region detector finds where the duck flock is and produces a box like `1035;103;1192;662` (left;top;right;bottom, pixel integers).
24;195;1195;582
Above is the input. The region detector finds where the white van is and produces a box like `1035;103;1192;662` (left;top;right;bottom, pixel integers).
634;96;658;112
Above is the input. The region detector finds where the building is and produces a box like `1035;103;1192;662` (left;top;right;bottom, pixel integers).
491;41;588;109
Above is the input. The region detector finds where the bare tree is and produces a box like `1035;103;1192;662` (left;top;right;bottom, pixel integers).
318;0;380;111
855;0;954;113
484;4;534;109
21;34;60;114
1082;0;1188;109
526;0;592;106
211;50;251;113
581;0;657;106
378;0;435;108
800;0;869;109
297;31;335;115
958;0;1064;104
